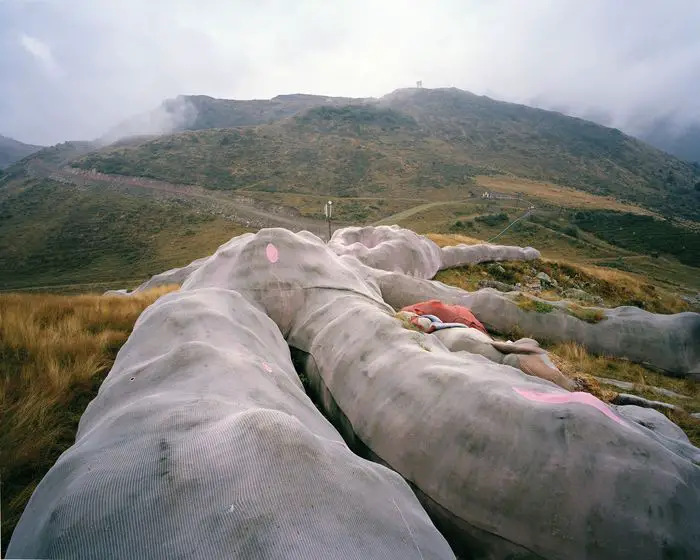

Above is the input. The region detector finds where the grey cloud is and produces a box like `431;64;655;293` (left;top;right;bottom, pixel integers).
1;0;699;145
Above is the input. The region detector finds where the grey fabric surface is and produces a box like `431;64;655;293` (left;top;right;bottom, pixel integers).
180;228;700;560
133;254;212;292
328;225;541;278
10;226;700;560
329;225;444;279
7;288;454;560
439;243;540;270
615;406;700;465
378;273;700;375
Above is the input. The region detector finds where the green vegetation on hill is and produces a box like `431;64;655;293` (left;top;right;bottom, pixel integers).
572;210;700;267
0;179;247;290
295;105;419;132
75;89;700;219
383;89;700;218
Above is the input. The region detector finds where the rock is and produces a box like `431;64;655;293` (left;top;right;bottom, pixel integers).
593;376;691;400
536;271;557;288
691;412;700;420
611;393;680;412
478;279;515;292
563;288;605;306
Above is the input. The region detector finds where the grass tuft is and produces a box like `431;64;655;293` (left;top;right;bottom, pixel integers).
566;303;606;323
514;294;555;313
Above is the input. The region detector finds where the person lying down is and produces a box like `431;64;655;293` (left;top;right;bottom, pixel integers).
397;300;576;391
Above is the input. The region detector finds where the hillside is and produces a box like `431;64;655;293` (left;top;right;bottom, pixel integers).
0;135;42;169
0;178;250;290
77;88;700;220
101;93;367;141
640;120;700;165
3;88;700;294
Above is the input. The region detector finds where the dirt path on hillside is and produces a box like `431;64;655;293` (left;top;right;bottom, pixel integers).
371;201;468;226
29;162;329;236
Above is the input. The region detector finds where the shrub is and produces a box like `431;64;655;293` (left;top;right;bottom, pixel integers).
563;225;579;238
475;212;509;227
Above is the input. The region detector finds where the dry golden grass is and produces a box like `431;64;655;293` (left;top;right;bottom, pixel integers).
0;285;178;552
548;342;700;445
569;262;688;314
474;175;655;215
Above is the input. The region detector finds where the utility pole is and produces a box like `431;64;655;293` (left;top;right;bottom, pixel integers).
325;200;333;242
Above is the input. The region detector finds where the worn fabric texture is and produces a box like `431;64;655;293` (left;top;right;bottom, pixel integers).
8;288;454;560
329;225;444;279
180;228;700;560
440;243;540;270
11;226;700;560
328;224;540;278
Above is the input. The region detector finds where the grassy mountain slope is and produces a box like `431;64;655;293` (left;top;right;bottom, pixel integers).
0;135;42;169
77;89;700;219
0;178;248;290
382;89;700;216
3;88;700;292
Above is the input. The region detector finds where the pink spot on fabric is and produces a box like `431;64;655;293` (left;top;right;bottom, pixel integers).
513;387;626;427
261;361;273;373
265;243;279;263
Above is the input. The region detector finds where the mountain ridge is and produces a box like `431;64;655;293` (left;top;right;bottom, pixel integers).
0;135;43;169
77;87;700;220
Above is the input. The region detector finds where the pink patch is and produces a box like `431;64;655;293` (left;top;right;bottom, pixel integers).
265;243;279;263
261;361;273;373
513;387;626;426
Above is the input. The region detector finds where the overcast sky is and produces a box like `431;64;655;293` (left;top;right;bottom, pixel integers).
2;0;700;145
